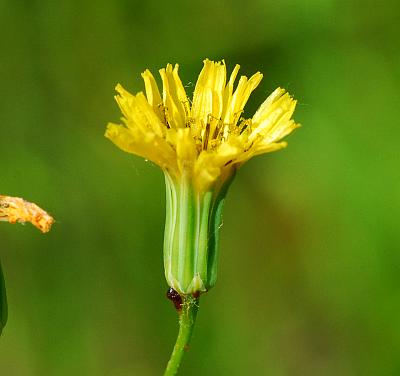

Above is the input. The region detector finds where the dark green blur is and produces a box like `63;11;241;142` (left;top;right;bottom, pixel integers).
0;1;399;375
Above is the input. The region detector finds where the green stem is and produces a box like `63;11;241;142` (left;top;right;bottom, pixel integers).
164;295;199;376
0;259;7;335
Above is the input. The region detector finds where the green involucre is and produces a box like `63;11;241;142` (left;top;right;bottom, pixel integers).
163;171;234;295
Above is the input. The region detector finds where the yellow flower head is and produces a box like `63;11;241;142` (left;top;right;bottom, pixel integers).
106;59;299;192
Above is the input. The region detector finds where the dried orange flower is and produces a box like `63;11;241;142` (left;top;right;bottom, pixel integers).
0;195;54;233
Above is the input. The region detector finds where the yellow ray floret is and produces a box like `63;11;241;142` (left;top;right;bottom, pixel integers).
106;59;300;191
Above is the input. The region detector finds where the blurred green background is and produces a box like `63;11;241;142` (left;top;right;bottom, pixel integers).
1;0;399;375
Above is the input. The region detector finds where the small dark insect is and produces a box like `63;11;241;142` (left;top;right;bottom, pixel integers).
166;288;182;311
192;291;200;299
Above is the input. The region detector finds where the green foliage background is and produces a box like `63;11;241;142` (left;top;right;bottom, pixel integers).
0;0;399;375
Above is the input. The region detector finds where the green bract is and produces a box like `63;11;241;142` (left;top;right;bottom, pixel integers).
163;171;235;295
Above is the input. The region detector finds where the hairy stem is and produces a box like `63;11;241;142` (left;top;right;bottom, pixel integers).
164;295;199;376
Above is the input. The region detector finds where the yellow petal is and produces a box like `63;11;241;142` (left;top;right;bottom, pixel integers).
141;69;163;120
159;64;188;128
194;141;241;191
239;141;288;163
221;63;240;118
176;128;198;174
249;89;298;144
222;72;263;127
192;60;226;134
134;92;165;137
105;123;177;172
